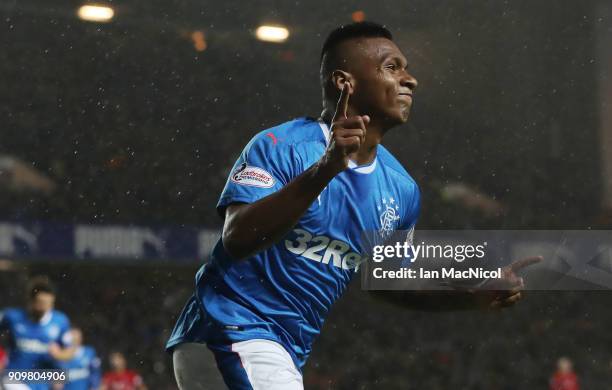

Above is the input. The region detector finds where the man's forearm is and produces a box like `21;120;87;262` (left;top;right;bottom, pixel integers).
50;346;76;361
222;159;340;260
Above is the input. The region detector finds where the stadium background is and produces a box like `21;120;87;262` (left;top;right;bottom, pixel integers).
1;0;611;388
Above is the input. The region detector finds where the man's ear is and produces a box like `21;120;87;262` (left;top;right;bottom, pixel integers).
331;70;354;94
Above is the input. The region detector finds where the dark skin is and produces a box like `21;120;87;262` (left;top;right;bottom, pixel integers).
222;36;540;310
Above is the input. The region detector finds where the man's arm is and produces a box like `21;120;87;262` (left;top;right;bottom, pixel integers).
222;160;336;259
48;343;75;361
48;319;76;362
223;83;369;259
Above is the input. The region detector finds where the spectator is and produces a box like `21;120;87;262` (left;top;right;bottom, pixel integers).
550;357;579;390
101;352;146;390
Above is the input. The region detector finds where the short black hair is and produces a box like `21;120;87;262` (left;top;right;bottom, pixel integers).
320;21;393;64
319;22;393;104
27;276;56;299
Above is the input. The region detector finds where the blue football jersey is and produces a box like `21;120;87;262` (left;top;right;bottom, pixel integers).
167;117;420;369
0;307;71;389
0;308;71;370
60;345;101;390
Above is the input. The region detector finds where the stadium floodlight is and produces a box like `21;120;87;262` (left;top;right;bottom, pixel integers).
255;25;289;43
77;5;114;23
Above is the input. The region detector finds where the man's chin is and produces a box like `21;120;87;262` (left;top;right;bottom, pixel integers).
400;105;413;121
392;111;411;125
379;109;411;129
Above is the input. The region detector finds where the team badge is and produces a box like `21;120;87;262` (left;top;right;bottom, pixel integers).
378;196;400;237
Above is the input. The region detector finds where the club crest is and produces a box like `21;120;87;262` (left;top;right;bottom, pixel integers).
378;196;400;237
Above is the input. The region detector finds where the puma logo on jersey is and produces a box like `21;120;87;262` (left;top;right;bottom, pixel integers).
284;228;362;270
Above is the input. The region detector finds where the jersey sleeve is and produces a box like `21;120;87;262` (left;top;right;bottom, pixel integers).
399;182;421;230
216;132;302;216
57;314;72;348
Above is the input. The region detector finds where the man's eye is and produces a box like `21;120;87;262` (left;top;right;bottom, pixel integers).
385;64;396;70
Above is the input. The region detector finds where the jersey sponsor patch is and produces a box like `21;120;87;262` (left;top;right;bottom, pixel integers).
16;338;49;353
230;163;276;188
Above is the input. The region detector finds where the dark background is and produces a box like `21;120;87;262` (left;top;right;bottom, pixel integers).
1;0;611;388
1;0;607;228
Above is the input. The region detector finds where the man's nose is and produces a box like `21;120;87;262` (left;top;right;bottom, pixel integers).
401;71;418;91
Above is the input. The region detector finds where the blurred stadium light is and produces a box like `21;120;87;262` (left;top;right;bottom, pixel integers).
351;10;366;22
77;4;114;23
0;155;56;195
255;25;289;43
191;30;207;52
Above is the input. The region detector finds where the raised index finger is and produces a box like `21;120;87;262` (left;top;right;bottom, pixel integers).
509;256;543;272
333;83;350;121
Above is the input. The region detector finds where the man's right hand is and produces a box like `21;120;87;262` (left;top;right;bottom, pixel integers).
322;82;370;173
223;82;369;260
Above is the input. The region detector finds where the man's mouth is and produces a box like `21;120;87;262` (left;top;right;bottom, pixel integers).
398;93;413;102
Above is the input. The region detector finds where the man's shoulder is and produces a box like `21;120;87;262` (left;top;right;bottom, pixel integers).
377;145;418;189
50;309;70;325
248;117;324;150
0;307;23;322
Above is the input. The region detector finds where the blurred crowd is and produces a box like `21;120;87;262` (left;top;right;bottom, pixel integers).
0;267;192;389
0;1;607;230
1;268;611;389
303;287;610;389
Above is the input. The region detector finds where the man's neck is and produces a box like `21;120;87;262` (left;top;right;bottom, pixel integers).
320;108;384;166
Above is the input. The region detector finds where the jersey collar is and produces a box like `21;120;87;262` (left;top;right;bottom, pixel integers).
39;310;52;325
